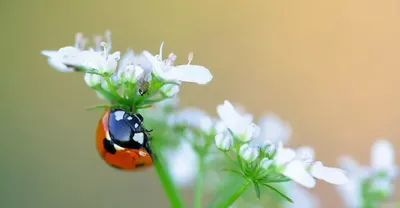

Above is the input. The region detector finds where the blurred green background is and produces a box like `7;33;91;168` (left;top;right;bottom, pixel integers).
1;0;400;207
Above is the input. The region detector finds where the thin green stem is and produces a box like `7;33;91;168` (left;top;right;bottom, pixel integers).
193;154;206;208
153;146;185;208
208;180;250;208
104;76;120;98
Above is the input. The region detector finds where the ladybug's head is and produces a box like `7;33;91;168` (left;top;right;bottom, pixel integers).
107;109;149;149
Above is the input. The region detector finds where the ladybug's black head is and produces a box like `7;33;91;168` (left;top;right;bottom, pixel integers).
108;109;148;149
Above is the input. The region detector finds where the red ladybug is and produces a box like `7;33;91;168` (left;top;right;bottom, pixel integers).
96;108;154;170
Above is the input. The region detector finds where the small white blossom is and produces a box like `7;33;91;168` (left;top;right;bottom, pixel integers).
42;31;120;74
143;42;213;84
118;65;144;84
239;144;259;162
165;141;198;187
160;84;180;97
41;46;81;72
283;160;316;188
79;50;120;74
259;158;273;170
84;73;103;87
217;100;259;142
215;133;233;151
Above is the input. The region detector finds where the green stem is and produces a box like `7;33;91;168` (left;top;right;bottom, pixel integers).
153;147;185;208
104;76;120;98
208;180;250;208
193;154;206;208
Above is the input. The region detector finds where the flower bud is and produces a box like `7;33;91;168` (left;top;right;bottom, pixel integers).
104;51;120;74
215;133;233;151
237;123;259;143
264;143;276;157
239;144;259;162
84;73;103;88
160;84;180;97
259;158;273;170
118;65;144;84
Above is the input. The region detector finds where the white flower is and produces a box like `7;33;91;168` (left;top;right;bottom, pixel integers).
310;161;348;185
143;42;213;84
118;65;144;84
256;113;292;144
216;100;259;142
239;144;259;162
118;50;153;74
80;50;120;74
215;133;233;151
165;141;198;187
41;46;81;72
84;73;103;87
283;160;316;188
42;31;119;74
160;84;180;97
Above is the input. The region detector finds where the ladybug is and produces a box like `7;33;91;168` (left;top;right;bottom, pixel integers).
96;108;154;170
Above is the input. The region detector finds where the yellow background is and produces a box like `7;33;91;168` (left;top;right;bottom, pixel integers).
1;0;399;207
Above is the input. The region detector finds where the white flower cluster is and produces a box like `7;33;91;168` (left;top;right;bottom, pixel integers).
336;139;398;207
41;31;212;104
215;100;348;189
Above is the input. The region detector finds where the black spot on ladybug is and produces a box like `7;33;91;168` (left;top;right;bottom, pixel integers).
103;138;116;154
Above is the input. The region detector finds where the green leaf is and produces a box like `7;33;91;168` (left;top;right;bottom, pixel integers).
260;183;294;203
254;182;261;199
259;177;291;183
221;168;246;179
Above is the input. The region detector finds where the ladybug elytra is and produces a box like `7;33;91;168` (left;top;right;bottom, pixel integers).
96;108;154;170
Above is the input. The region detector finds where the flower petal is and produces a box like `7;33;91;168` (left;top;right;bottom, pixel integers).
142;50;165;77
296;146;315;162
217;100;246;133
311;161;348;185
283;160;316;188
165;65;213;84
275;143;296;165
